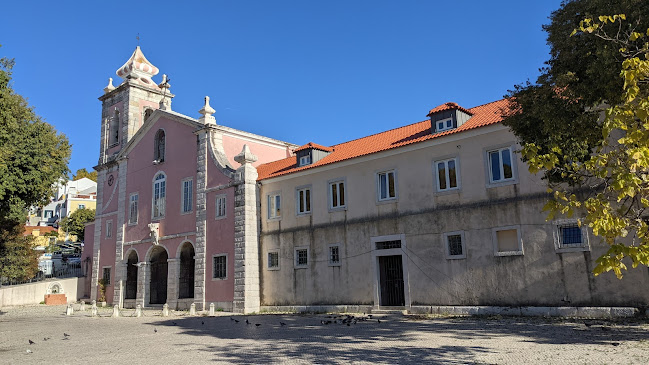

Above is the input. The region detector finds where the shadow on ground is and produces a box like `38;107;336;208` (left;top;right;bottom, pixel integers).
150;314;649;364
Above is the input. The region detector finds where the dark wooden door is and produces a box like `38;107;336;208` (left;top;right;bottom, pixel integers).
379;255;405;306
125;262;138;299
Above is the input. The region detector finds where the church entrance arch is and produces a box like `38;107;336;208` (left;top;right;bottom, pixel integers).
149;246;168;305
125;250;138;300
178;242;195;299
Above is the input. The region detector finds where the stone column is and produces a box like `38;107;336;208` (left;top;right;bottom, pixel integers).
90;169;107;301
136;262;149;308
166;258;180;309
112;158;128;308
233;145;260;314
193;129;209;311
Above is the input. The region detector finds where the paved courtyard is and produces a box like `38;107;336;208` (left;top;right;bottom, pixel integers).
1;304;649;364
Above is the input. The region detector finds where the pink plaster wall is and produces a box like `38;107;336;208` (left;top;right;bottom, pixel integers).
221;134;290;168
82;223;95;265
204;187;236;303
124;117;198;246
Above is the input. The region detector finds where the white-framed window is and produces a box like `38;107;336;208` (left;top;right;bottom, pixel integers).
102;267;111;285
296;186;311;215
436;117;453;132
434;158;459;191
215;194;227;219
152;172;166;219
267;251;280;270
267;193;281;219
487;147;515;183
44;210;54;219
299;155;312;166
443;231;466;259
105;220;112;238
377;170;397;201
212;254;227;280
328;179;346;210
294;247;309;268
181;177;193;214
492;226;523;256
328;244;341;266
128;193;138;225
554;220;589;252
78;204;86;210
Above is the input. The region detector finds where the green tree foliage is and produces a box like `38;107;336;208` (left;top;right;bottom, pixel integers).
0;45;71;246
502;0;649;183
60;208;95;242
523;15;649;278
0;230;38;282
72;168;97;182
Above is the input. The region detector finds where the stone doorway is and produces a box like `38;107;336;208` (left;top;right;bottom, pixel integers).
378;255;405;306
149;247;168;305
125;251;138;300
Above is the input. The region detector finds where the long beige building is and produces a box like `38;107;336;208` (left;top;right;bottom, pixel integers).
255;100;649;309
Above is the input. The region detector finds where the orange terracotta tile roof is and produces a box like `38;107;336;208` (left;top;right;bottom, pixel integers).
294;142;334;153
427;102;474;117
24;226;57;236
257;99;511;180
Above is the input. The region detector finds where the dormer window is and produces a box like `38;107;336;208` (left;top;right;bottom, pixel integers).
436;118;453;132
299;155;312;166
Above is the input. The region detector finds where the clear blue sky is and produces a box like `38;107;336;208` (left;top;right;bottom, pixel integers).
1;0;563;174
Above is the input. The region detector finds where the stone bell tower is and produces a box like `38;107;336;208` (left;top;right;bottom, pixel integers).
97;46;175;165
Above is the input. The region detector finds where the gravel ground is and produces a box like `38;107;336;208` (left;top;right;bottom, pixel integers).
1;304;649;364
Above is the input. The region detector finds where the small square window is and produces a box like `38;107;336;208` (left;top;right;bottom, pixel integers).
294;247;309;268
492;226;523;256
444;231;466;259
328;244;341;266
78;204;86;210
436;118;453;132
268;193;281;219
377;170;397;201
212;255;227;279
554;220;589;252
216;195;226;219
268;251;279;270
44;210;54;219
299;155;312;166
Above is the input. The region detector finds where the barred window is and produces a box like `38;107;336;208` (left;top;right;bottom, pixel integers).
102;267;111;285
329;245;340;265
268;252;279;269
295;248;308;267
212;255;227;279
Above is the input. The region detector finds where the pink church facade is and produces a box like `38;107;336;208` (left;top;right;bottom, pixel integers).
83;47;294;312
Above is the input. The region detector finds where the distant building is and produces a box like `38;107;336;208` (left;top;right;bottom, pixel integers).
28;178;97;227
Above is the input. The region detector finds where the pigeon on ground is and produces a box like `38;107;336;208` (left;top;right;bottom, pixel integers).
201;321;205;325
234;319;240;323
43;338;49;341
154;328;158;333
230;317;235;321
246;319;250;325
255;323;261;327
612;342;620;346
172;322;177;326
28;340;35;345
280;322;286;326
378;319;381;324
63;333;70;338
26;349;33;354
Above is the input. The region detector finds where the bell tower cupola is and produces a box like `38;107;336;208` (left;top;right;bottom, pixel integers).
97;47;175;165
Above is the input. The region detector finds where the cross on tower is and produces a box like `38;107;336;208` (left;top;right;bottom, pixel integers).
136;33;140;46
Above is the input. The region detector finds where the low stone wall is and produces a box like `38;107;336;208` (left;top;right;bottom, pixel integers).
260;305;640;318
0;277;85;307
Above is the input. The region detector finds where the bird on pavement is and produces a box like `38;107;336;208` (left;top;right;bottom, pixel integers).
234;319;240;323
246;319;250;325
280;322;287;326
255;323;261;327
63;333;70;338
201;321;205;325
154;328;158;333
28;340;35;345
26;349;33;354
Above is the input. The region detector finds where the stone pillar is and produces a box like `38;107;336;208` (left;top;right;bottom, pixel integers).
90;169;107;301
233;145;260;314
112;159;128;308
136;262;148;308
194;130;209;311
166;258;180;310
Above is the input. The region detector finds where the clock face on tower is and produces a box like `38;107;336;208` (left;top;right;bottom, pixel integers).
108;174;114;186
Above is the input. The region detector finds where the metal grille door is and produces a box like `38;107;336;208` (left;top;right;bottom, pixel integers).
379;255;405;306
149;251;168;305
125;262;138;299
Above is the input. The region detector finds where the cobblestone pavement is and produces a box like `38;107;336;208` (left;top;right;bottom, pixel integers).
1;304;649;364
